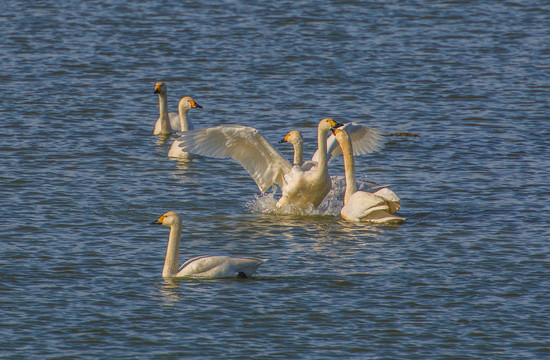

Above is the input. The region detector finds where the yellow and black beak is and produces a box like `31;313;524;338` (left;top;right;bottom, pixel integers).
278;133;290;143
154;85;162;94
151;215;165;225
328;119;344;129
190;100;202;109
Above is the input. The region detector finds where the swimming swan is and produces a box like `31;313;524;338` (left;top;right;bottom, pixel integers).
280;122;384;171
332;128;405;223
153;81;177;135
177;118;342;211
167;96;203;159
152;211;265;278
153;81;202;135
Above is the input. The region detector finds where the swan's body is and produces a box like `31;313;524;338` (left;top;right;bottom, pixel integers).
152;211;265;279
177;118;342;212
333;128;405;223
153;82;202;136
167;96;203;159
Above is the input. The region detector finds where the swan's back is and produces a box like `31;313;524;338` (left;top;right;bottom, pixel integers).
176;255;265;278
342;191;405;223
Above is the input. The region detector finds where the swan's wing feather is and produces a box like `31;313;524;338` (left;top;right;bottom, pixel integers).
312;122;385;163
178;125;292;192
179;255;211;271
228;257;266;276
177;255;230;277
177;256;265;278
345;122;384;157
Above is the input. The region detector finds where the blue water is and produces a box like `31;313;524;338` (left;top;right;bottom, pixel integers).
1;1;549;359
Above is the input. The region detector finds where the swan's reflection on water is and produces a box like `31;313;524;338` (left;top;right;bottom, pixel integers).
173;159;193;180
154;133;171;146
157;280;182;306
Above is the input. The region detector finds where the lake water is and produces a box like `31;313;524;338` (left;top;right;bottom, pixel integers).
1;1;549;359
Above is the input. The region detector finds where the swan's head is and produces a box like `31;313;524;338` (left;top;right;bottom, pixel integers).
154;81;167;95
279;130;303;145
319;118;343;132
178;96;203;112
151;211;181;227
331;127;350;142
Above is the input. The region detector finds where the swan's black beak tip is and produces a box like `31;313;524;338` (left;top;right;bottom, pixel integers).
151;220;162;225
278;139;286;143
154;90;160;94
195;104;203;109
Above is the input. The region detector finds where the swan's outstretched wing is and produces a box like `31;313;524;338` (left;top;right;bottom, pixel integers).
312;122;384;163
177;125;293;192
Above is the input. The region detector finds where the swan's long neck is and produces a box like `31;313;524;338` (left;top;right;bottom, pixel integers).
163;219;182;278
158;93;172;135
338;131;357;204
315;125;330;177
293;139;303;166
178;108;191;132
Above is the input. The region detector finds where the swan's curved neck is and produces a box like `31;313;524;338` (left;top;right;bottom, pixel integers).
339;131;357;204
158;93;172;134
163;220;182;278
293;139;303;166
315;125;330;176
178;108;191;132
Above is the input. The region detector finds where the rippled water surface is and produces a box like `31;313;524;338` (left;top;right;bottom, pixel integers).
1;1;549;359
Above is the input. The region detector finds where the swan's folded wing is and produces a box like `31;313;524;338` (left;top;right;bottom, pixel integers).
177;255;230;277
177;125;293;192
178;255;211;272
312;122;385;163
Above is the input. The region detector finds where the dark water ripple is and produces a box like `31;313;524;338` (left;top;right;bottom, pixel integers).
1;1;549;359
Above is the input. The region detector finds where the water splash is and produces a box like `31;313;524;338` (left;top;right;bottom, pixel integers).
245;176;390;216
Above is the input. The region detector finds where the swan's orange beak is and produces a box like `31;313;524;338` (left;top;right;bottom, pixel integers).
190;100;202;109
279;133;290;143
151;215;165;225
154;85;162;94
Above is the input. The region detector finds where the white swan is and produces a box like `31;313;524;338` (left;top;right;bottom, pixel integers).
153;81;177;135
167;96;203;159
177;118;343;212
279;130;304;166
280;122;384;174
332;128;405;223
152;211;266;279
153;81;202;135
